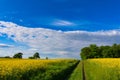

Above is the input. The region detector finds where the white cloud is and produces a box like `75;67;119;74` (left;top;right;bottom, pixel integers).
0;21;120;58
0;43;13;48
52;19;76;26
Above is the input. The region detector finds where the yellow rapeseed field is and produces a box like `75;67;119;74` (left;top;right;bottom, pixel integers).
0;59;47;77
0;59;78;80
84;58;120;80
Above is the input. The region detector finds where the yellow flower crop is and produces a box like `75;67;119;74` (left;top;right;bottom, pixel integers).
0;59;78;80
84;58;120;80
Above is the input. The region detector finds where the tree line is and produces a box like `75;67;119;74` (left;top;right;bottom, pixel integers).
0;52;48;59
80;44;120;60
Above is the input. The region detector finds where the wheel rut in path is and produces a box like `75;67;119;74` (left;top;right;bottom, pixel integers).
82;61;86;80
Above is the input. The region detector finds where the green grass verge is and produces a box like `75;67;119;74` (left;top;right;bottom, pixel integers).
68;61;82;80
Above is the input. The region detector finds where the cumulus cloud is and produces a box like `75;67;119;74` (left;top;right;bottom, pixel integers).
0;21;120;58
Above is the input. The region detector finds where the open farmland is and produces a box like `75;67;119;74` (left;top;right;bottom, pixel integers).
83;58;120;80
0;59;79;80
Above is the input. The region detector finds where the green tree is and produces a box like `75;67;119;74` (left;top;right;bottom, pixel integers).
13;52;23;58
46;57;48;60
112;44;120;58
100;46;111;58
33;52;40;59
4;56;11;58
89;44;99;58
80;47;91;59
117;44;120;57
28;56;34;59
80;44;120;59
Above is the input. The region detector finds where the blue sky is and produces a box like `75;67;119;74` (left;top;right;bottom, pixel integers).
0;0;120;59
0;0;120;31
